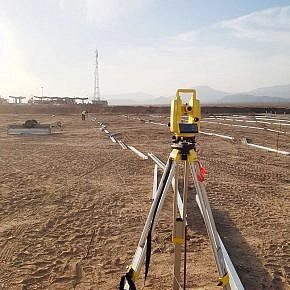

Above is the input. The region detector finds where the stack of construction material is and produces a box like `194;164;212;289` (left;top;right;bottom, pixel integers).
7;119;51;135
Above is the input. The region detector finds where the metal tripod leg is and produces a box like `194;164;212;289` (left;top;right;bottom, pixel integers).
183;161;189;290
172;160;190;290
172;164;182;290
125;157;176;289
190;162;230;289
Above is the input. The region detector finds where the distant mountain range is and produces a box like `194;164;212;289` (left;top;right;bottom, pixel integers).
246;84;290;99
222;84;290;104
105;84;290;105
220;94;287;104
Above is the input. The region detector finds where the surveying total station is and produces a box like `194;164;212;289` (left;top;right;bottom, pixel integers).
170;88;200;139
170;89;200;162
120;89;230;290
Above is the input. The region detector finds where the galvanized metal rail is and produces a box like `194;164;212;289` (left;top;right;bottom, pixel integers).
242;138;290;156
200;131;234;140
98;122;149;158
127;146;148;160
202;120;288;135
136;118;289;157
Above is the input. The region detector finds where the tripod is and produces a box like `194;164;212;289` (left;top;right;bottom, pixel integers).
120;138;230;290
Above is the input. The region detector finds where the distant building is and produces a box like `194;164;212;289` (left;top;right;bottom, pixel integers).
0;97;8;104
33;96;89;104
9;96;26;104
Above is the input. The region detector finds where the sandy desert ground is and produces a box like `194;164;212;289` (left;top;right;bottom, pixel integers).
0;110;289;289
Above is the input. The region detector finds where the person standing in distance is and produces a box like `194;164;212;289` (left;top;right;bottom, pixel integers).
81;110;88;121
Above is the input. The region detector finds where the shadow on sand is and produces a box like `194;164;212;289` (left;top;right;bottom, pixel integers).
186;186;286;290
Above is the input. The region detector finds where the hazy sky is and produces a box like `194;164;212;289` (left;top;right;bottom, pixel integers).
1;0;290;99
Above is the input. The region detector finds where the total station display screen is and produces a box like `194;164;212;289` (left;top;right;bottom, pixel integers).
179;123;198;133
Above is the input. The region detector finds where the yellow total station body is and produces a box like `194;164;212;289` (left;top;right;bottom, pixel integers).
170;89;201;138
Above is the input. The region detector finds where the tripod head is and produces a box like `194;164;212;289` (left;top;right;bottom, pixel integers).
169;89;201;145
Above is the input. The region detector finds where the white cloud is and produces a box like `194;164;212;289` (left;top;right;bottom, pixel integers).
100;6;290;94
169;31;200;44
59;0;146;27
218;6;290;45
1;4;290;97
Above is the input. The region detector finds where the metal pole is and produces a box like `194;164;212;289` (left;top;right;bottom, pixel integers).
182;161;189;290
276;121;281;157
96;50;100;101
173;165;182;290
93;49;100;102
152;164;158;200
184;225;188;290
93;50;97;101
